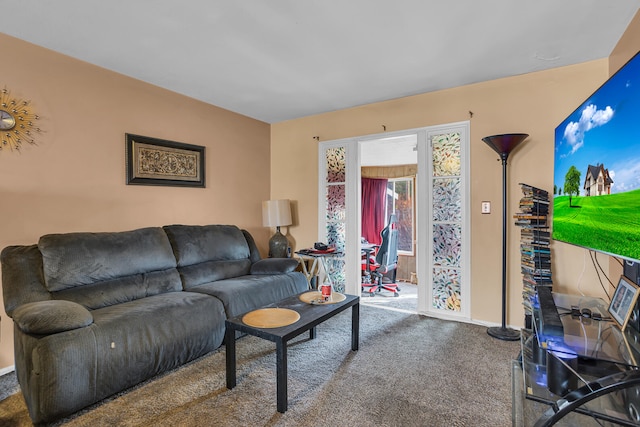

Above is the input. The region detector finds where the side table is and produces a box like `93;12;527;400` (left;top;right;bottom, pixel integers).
295;251;342;291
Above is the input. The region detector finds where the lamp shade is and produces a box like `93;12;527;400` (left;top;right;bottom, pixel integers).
482;133;529;157
262;199;292;227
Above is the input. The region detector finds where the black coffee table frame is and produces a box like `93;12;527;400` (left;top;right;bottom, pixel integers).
225;292;360;413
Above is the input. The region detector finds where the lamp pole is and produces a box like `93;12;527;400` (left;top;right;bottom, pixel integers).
482;134;528;341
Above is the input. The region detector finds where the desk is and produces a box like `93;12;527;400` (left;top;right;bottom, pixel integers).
295;251;343;291
513;292;640;426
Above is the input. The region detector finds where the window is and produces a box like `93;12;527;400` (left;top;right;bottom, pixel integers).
386;178;414;255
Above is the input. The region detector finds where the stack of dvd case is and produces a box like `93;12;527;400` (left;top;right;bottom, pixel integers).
514;183;552;325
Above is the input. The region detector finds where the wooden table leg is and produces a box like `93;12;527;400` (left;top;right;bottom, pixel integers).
225;325;237;389
276;339;288;413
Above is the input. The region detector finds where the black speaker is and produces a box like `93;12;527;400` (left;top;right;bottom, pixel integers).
623;261;640;334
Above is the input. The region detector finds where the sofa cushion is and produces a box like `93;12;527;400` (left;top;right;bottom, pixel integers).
38;227;177;292
163;225;252;286
163;224;251;266
250;258;299;274
178;259;252;288
186;272;308;318
52;269;183;311
89;292;226;398
13;300;93;335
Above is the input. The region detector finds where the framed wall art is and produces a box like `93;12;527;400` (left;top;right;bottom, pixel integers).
125;134;205;187
608;275;640;330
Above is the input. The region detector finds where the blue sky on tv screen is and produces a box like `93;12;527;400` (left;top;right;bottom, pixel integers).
554;52;640;195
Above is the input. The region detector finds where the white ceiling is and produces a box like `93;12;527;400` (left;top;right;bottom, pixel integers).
2;1;639;123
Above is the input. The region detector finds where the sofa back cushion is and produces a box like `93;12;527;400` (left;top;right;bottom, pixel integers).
37;228;181;309
163;224;252;288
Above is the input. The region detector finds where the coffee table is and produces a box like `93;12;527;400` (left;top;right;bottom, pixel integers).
225;292;360;413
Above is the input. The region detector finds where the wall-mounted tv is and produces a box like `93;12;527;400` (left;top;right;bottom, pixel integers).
553;51;640;263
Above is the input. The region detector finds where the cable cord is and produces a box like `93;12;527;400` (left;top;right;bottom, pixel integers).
589;250;612;300
576;248;588;296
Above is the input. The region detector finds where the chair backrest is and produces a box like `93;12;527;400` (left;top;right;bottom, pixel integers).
375;214;398;270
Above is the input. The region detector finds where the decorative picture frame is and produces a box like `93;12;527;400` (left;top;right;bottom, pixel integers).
608;275;640;330
125;134;205;187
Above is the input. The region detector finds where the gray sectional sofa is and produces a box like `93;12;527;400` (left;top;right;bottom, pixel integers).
1;224;308;424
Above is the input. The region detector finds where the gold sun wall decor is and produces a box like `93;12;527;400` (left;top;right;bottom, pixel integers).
0;87;43;152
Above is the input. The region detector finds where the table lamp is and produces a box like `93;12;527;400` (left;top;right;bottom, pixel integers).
262;199;292;258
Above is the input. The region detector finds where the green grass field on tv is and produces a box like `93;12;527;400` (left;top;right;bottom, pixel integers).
552;189;640;260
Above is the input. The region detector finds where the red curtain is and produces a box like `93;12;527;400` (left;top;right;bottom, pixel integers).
361;178;388;245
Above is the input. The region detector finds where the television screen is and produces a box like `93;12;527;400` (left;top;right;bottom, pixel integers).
553;51;640;263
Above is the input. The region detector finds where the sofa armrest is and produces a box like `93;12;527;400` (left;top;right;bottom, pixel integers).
250;258;299;275
12;300;93;335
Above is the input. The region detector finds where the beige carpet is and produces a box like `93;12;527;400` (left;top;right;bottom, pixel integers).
0;304;519;427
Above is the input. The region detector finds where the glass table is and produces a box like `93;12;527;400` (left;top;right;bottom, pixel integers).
513;292;640;426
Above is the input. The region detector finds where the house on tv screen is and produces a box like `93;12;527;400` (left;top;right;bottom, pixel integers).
583;163;613;196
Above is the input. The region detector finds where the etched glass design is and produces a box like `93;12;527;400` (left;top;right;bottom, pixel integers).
324;146;346;292
433;223;462;267
327;221;346;254
432;132;461;177
433;178;461;222
326;185;346;221
326;147;346;183
431;132;463;312
432;268;461;311
324;258;346;293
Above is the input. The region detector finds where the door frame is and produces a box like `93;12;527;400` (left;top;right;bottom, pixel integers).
318;121;470;320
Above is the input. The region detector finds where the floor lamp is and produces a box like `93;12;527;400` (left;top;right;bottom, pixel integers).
482;133;528;341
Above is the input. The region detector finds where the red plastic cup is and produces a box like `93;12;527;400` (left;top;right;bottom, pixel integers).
321;284;332;301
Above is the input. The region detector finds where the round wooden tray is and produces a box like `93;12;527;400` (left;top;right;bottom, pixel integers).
299;291;346;305
242;308;300;328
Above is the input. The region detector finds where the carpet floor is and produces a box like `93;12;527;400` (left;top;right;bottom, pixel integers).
360;281;418;312
0;303;519;427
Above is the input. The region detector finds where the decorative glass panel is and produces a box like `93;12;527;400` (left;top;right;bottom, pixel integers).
323;145;347;293
432;268;461;311
431;130;463;314
327;221;346;254
326;147;346;183
432;132;461;177
326;184;346;221
432;178;462;222
432;224;461;267
325;258;346;293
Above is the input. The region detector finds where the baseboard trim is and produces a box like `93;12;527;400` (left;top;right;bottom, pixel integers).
0;365;15;376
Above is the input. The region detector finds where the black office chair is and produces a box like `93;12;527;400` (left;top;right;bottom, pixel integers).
361;214;400;297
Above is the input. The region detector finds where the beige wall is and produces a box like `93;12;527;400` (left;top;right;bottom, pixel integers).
0;34;271;369
272;60;612;326
2;11;639;371
606;10;640;296
272;8;640;325
610;11;640;75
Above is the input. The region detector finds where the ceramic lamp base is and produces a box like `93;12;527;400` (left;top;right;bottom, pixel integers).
269;228;289;258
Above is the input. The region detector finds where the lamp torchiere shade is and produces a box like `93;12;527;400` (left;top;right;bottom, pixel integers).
482;133;529;160
482;133;528;341
262;199;292;258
